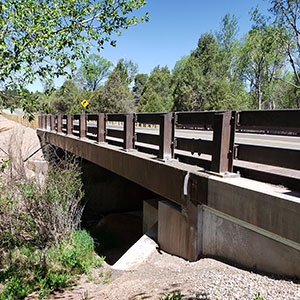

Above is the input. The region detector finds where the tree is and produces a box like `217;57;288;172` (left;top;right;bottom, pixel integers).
89;71;135;113
216;14;240;80
238;11;287;109
173;33;247;111
0;0;148;117
49;80;80;114
75;54;113;91
133;73;148;103
138;88;166;112
69;90;93;114
138;66;174;113
114;59;138;85
268;0;300;107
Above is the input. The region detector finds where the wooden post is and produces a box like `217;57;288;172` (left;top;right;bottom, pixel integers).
211;111;235;173
38;116;42;128
57;115;62;133
97;113;106;143
79;114;86;138
123;114;135;150
158;113;174;160
66;115;73;135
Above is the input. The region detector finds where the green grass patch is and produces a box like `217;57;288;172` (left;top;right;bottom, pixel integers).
0;230;104;299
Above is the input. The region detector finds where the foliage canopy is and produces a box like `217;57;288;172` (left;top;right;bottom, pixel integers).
0;0;148;116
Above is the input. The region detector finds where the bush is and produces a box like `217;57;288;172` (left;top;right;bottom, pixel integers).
0;276;30;300
0;152;104;299
253;293;264;300
0;230;104;299
160;292;182;300
0;153;84;249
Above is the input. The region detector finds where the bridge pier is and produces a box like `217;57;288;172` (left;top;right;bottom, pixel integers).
157;200;201;261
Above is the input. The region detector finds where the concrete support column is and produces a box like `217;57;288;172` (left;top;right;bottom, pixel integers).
158;199;202;261
143;199;159;234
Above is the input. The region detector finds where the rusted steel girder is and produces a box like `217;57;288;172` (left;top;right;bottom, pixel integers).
37;129;209;207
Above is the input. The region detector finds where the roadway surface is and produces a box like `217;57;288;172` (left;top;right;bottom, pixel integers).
107;125;300;150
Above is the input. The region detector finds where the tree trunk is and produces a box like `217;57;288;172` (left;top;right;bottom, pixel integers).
257;82;263;110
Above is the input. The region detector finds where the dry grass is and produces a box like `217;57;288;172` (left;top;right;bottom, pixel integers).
0;112;39;129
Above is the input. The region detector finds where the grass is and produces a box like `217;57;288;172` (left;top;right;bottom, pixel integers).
0;230;104;299
0;150;104;299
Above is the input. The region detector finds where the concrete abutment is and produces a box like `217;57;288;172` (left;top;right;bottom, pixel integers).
155;176;300;278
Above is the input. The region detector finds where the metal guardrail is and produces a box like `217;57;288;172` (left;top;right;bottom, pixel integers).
39;109;300;175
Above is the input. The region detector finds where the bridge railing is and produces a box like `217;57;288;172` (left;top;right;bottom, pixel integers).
136;112;174;160
38;109;300;175
235;110;300;171
237;109;300;133
174;111;236;173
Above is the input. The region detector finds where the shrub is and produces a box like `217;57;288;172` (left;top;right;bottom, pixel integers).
0;150;104;299
160;292;182;300
0;276;31;300
253;293;264;300
0;230;104;299
0;153;84;249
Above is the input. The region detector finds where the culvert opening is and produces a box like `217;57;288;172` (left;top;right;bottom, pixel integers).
82;211;143;265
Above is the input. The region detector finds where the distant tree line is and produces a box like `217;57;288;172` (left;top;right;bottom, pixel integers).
35;2;300;114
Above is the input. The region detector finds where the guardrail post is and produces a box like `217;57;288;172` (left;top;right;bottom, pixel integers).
229;111;237;171
43;115;47;129
40;115;44;129
57;115;62;133
47;115;51;130
123;114;135;150
97;113;106;143
79;114;86;138
211;111;235;173
66;114;73;135
158;113;174;160
50;115;55;131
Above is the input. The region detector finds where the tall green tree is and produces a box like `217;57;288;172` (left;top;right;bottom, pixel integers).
0;0;148;116
114;59;138;85
49;80;80;114
268;0;300;107
238;11;287;109
89;71;135;113
138;66;173;112
173;33;247;111
133;73;148;103
75;54;113;91
216;14;240;80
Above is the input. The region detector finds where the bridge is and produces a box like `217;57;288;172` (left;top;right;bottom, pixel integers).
37;110;300;278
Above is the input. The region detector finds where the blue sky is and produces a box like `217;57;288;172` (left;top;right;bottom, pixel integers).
28;0;271;92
